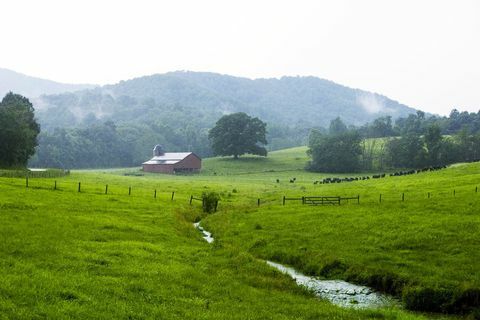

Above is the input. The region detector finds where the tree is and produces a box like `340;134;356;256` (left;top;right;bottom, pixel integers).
424;124;443;165
307;129;362;173
370;116;394;137
385;134;427;168
329;117;348;135
0;93;40;167
208;112;267;159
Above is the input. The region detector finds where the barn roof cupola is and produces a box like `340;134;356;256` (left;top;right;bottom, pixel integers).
153;144;165;157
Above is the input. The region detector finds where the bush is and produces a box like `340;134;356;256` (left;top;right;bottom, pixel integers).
202;191;220;213
403;286;452;312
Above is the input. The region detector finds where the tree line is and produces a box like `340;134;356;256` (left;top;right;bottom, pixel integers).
357;109;480;138
307;116;480;173
2;91;480;171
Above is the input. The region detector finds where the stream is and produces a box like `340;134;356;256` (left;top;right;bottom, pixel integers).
193;222;214;243
194;222;398;309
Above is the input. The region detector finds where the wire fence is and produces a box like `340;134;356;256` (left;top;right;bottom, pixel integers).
1;175;478;209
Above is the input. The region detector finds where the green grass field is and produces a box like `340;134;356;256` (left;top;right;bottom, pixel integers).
1;147;479;319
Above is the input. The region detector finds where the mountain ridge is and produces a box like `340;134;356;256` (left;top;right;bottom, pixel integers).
35;70;415;129
0;67;97;99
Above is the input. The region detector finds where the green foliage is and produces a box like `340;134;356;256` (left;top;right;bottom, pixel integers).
328;117;347;135
370;116;395;138
202;191;220;213
31;72;419;169
0;92;40;168
360;109;480;139
37;72;415;130
385;129;480;169
307;129;362;173
208;112;267;159
424;124;443;165
0;168;68;178
385;134;427;168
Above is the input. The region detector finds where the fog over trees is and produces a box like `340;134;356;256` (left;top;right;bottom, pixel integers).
2;69;479;170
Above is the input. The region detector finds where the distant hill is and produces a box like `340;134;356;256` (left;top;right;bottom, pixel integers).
37;71;415;128
22;70;419;168
0;68;96;99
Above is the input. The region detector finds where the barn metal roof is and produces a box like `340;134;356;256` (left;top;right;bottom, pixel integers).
142;152;193;165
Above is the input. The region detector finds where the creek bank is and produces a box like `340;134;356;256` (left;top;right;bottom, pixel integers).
266;260;398;308
193;222;398;309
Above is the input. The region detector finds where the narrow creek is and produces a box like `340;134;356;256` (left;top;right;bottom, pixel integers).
193;222;214;243
194;222;398;309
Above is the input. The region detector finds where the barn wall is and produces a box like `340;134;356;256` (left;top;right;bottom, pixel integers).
143;164;175;174
174;154;202;172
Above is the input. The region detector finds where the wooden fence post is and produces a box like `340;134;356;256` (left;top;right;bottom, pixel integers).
453;189;456;197
190;195;193;205
78;182;81;193
402;193;404;201
302;196;305;205
283;196;286;205
154;189;157;199
476;186;478;193
428;192;430;199
26;176;29;188
54;180;57;190
105;184;108;195
379;194;382;203
357;195;360;204
171;191;175;201
128;186;131;196
257;198;260;207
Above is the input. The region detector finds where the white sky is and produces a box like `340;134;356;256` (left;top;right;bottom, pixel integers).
1;0;479;115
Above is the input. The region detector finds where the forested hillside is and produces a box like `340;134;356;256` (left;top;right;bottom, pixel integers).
28;71;417;168
36;71;416;130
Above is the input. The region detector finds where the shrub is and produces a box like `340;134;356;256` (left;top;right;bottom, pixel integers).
202;191;220;213
449;287;480;315
403;286;452;312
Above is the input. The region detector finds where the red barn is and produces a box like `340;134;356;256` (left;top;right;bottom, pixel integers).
142;145;201;174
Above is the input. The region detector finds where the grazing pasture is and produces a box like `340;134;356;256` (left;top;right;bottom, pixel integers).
1;147;478;318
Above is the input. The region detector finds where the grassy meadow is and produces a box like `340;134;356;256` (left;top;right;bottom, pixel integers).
1;147;479;319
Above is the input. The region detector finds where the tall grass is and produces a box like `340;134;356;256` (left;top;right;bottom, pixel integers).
1;146;477;318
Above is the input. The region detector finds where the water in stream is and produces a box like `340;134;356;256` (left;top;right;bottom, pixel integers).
193;222;214;243
194;223;397;309
266;261;398;308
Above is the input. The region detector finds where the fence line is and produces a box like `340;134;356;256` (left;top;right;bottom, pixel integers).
2;176;479;209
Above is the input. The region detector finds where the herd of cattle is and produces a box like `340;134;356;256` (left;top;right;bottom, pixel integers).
277;165;448;185
314;175;383;184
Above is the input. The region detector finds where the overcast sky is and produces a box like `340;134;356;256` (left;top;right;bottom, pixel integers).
1;0;479;115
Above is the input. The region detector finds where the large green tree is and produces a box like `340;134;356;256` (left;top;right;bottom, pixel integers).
307;129;362;173
0;93;40;167
208;112;267;159
385;134;427;168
